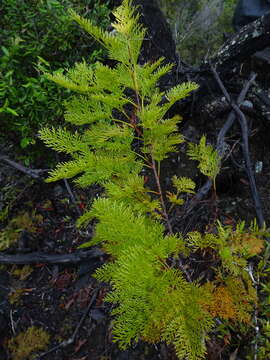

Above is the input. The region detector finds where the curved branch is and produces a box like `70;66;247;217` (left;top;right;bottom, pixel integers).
211;67;265;228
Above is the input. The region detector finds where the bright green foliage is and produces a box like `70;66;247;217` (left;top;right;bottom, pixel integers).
40;1;262;359
172;175;196;194
187;135;220;180
167;176;196;206
69;1;146;66
104;174;162;216
0;0;110;159
39;0;198;184
91;198;213;359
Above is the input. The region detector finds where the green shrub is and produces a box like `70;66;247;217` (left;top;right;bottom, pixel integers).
0;0;110;160
39;1;268;358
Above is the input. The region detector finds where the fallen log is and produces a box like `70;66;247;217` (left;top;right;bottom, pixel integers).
0;248;104;265
207;11;270;72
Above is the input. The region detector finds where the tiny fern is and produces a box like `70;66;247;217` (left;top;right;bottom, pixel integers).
187;135;220;180
40;1;265;359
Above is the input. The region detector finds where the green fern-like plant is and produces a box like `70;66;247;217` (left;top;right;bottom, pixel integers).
39;1;264;359
187;135;220;182
187;220;266;276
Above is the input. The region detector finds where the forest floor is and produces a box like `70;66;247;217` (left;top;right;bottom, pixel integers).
1;106;270;360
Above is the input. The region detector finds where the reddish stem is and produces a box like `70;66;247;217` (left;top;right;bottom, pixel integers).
151;157;173;234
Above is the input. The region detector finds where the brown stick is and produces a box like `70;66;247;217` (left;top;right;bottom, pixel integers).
0;156;48;180
211;67;265;228
151;157;173;234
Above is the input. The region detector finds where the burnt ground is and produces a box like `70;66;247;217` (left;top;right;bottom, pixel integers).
1;102;270;360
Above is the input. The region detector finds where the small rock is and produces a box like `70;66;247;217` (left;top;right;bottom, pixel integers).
53;185;64;197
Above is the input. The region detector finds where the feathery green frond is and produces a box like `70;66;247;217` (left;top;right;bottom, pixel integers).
144;131;184;161
187;231;219;250
162;300;213;360
90;93;129;111
46;61;94;93
142;116;184;161
46;71;88;93
112;0;141;36
46;156;93;182
187;136;220;179
39;127;87;155
74;154;142;187
104;174;161;215
64;95;113;125
138;100;180;130
136;60;173;98
166;82;199;107
69;1;146;65
111;0;146;64
68;8;114;48
94;62;123;94
87;198;165;256
82;123;133;152
167;175;195;208
172;176;196;194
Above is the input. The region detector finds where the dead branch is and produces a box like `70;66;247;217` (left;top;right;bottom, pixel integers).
211;67;265;228
0;248;104;265
0;156;48;180
1;155;82;215
207;12;270;71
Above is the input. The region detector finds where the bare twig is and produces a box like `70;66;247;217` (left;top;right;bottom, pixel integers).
0;156;48;180
211;67;265;228
10;310;16;335
151;157;173;234
63;178;81;216
247;263;259;360
1;156;83;216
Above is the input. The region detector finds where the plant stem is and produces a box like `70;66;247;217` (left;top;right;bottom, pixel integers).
151;157;173;234
126;41;172;233
127;43;141;112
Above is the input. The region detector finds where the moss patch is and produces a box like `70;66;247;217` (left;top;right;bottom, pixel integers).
7;326;50;360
